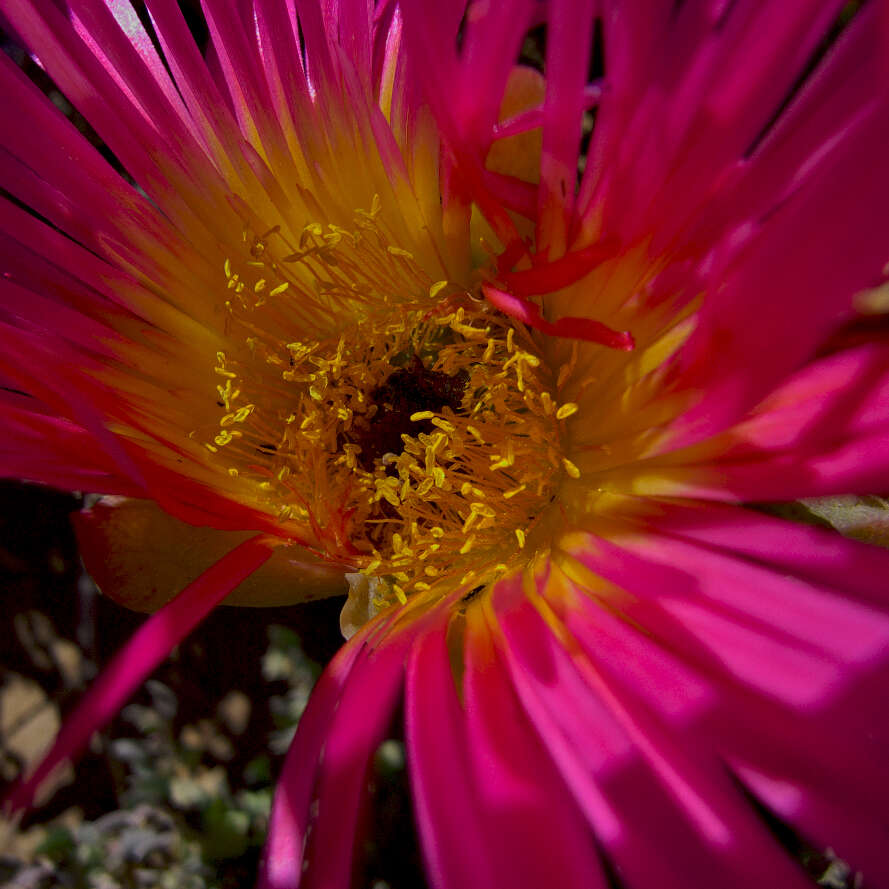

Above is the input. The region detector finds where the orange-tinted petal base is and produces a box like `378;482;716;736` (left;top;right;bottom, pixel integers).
73;497;348;612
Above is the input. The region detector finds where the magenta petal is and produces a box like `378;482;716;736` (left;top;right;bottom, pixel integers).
670;96;889;442
262;610;427;889
487;583;632;842
258;636;367;889
0;197;127;322
0;39;229;300
7;0;193;214
495;590;816;889
558;517;889;878
0;391;141;494
462;609;608;889
299;628;411;889
0;192;216;340
4;535;275;812
483;284;634;350
581;0;867;249
200;0;278;149
251;0;310;128
573;531;889;707
537;0;593;254
0;321;147;489
0;276;120;354
406;625;501;889
707;434;889;502
407;610;606;889
64;0;190;135
323;0;373;77
648;500;889;606
721;340;889;452
644;341;889;501
629;383;889;503
144;0;248;168
699;660;889;884
0;51;144;254
569;2;889;447
397;0;526;248
456;0;533;147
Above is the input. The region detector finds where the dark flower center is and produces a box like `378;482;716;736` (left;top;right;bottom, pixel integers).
345;355;468;470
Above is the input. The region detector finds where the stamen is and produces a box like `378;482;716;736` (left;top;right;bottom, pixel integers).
199;205;583;615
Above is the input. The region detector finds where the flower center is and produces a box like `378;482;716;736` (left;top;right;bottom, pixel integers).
342;357;467;471
200;206;581;609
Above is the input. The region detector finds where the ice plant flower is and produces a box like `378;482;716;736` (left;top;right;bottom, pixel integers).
3;0;889;887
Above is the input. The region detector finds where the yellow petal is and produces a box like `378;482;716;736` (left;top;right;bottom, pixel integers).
73;497;347;612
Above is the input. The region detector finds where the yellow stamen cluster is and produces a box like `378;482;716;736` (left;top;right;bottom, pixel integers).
200;206;580;610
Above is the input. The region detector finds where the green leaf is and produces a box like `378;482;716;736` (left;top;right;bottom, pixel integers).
200;799;250;860
243;755;271;786
34;826;76;862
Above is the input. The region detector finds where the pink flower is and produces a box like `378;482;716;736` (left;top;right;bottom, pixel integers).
3;1;889;887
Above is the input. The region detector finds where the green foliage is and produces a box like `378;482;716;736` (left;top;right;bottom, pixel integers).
8;806;212;889
3;625;319;889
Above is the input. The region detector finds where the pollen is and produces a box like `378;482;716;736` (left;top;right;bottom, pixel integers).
199;205;580;614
